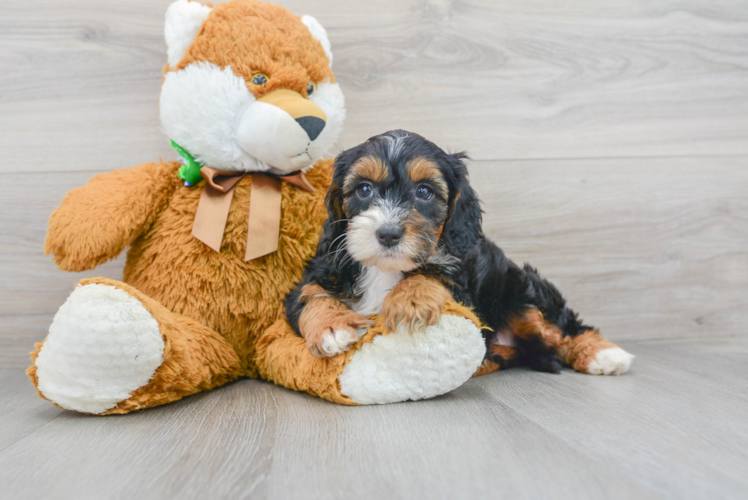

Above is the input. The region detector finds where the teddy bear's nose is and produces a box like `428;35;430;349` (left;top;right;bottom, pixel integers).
295;116;325;141
257;89;328;143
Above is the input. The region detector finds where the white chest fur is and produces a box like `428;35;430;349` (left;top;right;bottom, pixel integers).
350;266;403;316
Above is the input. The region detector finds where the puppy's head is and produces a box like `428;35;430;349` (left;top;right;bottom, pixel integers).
328;130;482;272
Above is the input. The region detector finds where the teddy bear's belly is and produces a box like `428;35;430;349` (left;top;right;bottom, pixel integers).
122;169;330;375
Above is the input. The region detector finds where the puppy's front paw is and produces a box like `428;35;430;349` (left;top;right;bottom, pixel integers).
304;312;374;358
383;275;452;333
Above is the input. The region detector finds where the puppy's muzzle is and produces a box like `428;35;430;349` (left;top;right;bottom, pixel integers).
376;224;403;248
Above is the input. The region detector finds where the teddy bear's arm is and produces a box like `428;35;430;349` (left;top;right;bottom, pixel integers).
45;161;179;272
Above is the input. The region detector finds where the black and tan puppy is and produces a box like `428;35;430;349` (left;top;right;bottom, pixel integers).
285;130;634;375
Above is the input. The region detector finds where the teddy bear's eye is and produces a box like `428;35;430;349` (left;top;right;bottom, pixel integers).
307;82;316;97
252;74;268;86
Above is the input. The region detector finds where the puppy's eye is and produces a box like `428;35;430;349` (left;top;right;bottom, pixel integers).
356;183;373;198
307;82;316;97
416;185;433;201
252;74;268;86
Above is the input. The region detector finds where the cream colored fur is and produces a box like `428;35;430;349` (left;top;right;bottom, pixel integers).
587;347;634;376
301;15;333;66
34;284;165;414
165;0;212;67
160;64;346;174
161;2;345;174
338;314;486;405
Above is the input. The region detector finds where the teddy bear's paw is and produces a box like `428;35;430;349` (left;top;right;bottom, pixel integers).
585;347;634;376
338;313;486;404
34;284;165;414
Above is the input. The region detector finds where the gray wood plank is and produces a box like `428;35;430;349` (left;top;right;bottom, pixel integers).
2;157;746;368
469;156;748;344
0;358;659;500
1;338;746;500
0;171;126;368
2;0;748;173
0;368;64;454
470;338;748;499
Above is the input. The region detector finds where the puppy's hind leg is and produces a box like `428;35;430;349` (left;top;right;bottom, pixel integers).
473;339;519;377
509;308;634;376
557;329;635;376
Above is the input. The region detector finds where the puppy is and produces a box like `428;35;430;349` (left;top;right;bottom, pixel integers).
285;131;634;376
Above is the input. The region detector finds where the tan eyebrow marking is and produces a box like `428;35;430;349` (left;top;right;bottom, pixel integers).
344;156;389;192
407;157;448;197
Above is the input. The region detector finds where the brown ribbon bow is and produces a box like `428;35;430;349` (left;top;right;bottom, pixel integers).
191;167;315;261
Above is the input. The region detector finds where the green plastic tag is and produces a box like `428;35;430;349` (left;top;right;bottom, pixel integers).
171;140;203;186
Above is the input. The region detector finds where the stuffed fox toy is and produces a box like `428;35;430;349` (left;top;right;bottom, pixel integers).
27;0;487;414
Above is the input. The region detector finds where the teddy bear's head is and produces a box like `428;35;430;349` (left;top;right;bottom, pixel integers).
160;0;345;174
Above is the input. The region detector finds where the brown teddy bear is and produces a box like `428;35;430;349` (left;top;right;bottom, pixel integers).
27;0;487;414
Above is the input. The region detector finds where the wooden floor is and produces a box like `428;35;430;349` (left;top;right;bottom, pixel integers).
1;338;746;500
2;0;748;498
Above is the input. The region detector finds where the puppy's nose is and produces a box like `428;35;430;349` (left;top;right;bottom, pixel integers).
376;225;403;248
295;116;325;141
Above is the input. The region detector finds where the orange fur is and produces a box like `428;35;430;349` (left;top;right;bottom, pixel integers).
406;157;447;197
508;309;621;374
31;3;347;412
401;211;438;258
556;330;618;373
29;277;244;415
299;296;374;358
508;309;561;344
489;344;518;361
122;159;333;376
299;283;331;302
472;345;518;377
171;0;335;97
30;1;487;411
473;359;501;377
344;156;389;189
382;275;453;333
256;302;484;404
38;159;332;389
45;162;179;272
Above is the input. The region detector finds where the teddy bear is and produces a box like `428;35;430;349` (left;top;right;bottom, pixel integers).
26;0;487;414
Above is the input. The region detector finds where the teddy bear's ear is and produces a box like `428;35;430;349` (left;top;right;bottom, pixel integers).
301;15;333;67
164;0;213;67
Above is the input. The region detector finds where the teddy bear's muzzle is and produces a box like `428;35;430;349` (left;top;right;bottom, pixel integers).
235;89;329;173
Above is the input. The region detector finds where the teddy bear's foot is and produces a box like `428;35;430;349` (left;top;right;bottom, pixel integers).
338;313;486;404
256;302;486;405
29;278;243;414
30;283;165;414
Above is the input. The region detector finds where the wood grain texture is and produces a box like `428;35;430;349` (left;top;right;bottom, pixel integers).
1;338;746;499
2;2;747;499
2;158;746;368
2;0;748;174
469;156;748;344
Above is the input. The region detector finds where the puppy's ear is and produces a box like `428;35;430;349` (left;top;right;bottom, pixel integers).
326;145;361;222
325;175;345;224
442;152;483;257
317;146;360;256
